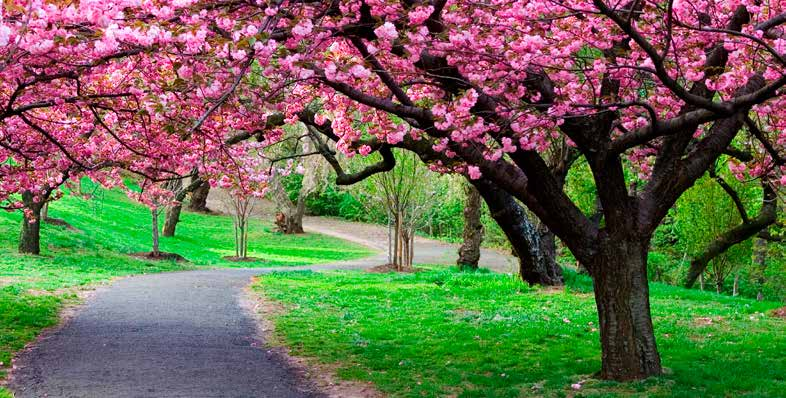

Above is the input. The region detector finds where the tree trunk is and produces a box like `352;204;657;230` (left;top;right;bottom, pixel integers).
162;204;182;237
732;272;740;296
457;184;483;270
590;238;662;380
151;208;160;256
19;191;44;255
188;181;211;212
752;236;767;301
473;179;563;285
284;195;306;234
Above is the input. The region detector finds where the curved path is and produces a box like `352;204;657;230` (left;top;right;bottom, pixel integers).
9;214;516;397
8;264;367;398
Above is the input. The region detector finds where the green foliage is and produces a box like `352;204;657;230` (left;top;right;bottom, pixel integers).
256;268;785;397
304;181;366;221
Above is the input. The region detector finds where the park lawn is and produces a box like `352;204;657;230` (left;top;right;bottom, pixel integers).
0;185;372;396
254;268;785;397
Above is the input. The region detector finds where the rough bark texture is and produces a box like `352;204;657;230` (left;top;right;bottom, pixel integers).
457;184;483;270
271;177;306;235
473;179;563;285
188;181;211;212
591;237;662;380
19;191;44;255
162;204;182;237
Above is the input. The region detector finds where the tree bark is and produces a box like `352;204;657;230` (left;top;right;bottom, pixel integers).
151;208;160;256
752;236;768;301
285;195;306;234
457;184;483;270
162;204;182;237
590;237;662;380
473;179;563;285
188;181;211;212
19;191;44;255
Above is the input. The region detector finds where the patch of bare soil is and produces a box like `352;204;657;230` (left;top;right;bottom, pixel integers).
222;256;265;262
44;217;81;232
241;281;385;398
693;316;724;326
366;263;423;273
771;306;786;318
129;252;188;262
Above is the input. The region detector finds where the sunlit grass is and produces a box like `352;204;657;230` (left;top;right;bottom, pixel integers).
255;268;785;397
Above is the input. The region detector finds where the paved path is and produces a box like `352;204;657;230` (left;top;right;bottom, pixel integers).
9;211;517;397
8;265;366;398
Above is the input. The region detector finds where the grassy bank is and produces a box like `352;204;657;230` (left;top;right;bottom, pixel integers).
0;186;372;395
254;268;785;397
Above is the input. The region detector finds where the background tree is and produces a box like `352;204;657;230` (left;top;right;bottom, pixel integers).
457;183;483;270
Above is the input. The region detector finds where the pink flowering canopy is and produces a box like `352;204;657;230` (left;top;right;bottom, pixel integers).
2;0;785;230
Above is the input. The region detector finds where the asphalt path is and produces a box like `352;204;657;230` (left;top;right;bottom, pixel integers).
9;265;365;398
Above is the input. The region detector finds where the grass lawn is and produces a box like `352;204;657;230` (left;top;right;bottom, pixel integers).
0;184;372;396
254;268;785;397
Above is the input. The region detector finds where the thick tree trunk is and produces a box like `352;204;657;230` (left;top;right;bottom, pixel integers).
590;238;662;380
473;179;563;285
162;204;182;237
285;195;306;234
457;184;483;270
188;181;211;212
19;191;44;255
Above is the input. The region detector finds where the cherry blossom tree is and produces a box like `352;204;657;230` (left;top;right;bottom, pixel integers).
157;0;786;380
5;0;786;382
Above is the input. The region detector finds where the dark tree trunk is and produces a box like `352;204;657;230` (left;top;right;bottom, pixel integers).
188;181;211;212
473;179;563;285
457;184;483;270
535;224;557;274
19;191;44;255
162;204;182;237
590;237;662;380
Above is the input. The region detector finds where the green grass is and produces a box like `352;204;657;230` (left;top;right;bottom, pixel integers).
0;184;372;395
254;268;785;397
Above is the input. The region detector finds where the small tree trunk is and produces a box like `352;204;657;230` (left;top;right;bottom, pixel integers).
590;238;662;380
19;191;44;255
162;204;182;237
188;181;211;212
457;184;483;270
752;237;767;301
151;208;160;256
733;272;740;296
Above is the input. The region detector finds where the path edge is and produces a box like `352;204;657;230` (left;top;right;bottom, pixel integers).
240;278;385;398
